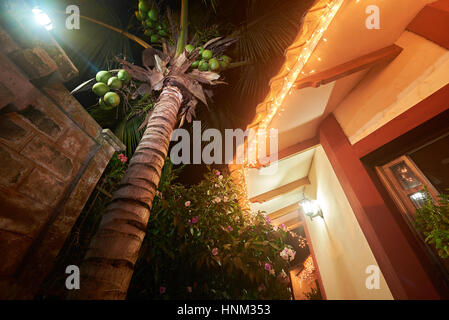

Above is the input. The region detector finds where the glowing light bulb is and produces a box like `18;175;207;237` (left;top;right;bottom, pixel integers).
32;7;53;31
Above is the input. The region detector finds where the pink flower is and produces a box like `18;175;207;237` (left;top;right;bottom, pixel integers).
187;286;192;293
117;153;128;163
264;263;271;271
265;216;272;224
212;248;219;256
280;247;296;261
160;286;166;294
280;224;286;231
227;225;233;232
191;216;199;224
216;170;221;176
184;201;191;207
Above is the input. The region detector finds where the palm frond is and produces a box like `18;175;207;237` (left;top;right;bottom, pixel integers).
114;113;146;158
235;0;314;101
201;0;219;12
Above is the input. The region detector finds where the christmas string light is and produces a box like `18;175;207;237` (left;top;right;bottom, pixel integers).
298;256;316;281
259;0;344;130
237;0;344;211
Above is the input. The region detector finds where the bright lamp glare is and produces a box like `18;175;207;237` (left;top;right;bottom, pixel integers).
410;192;425;201
32;8;53;31
300;199;319;215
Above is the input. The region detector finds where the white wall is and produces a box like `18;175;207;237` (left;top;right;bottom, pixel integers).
334;31;449;144
304;146;393;299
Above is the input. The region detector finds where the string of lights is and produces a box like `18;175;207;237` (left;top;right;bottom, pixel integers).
259;0;344;130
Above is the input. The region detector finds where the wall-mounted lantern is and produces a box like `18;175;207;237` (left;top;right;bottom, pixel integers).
299;199;323;221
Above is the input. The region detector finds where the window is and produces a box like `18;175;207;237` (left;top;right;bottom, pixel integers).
376;155;439;219
375;133;449;282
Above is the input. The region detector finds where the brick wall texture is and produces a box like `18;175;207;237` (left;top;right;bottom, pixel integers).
0;3;123;299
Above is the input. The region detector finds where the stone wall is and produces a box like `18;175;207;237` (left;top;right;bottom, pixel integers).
0;3;124;299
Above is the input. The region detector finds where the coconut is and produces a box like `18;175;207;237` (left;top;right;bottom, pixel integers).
92;82;109;97
99;98;113;110
209;58;220;71
221;55;232;64
96;71;112;84
139;1;150;13
117;70;131;83
202;49;213;60
199;60;209;71
148;8;158;21
104;92;121;108
185;44;194;54
107;77;122;90
191;61;199;68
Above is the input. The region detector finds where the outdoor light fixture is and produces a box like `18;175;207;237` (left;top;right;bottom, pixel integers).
409;190;428;209
32;7;54;31
300;199;323;221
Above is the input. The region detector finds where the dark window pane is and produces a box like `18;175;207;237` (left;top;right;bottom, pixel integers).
410;135;449;193
389;161;422;190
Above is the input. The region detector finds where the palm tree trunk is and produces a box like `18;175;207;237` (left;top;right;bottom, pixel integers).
70;85;183;299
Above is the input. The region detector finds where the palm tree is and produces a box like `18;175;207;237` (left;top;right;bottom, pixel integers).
69;0;237;299
66;0;313;299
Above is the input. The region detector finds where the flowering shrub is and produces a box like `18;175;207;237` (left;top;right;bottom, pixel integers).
127;160;295;299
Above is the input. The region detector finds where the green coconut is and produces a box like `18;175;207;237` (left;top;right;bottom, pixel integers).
104;92;121;108
107;77;122;90
95;70;112;84
92;82;109;97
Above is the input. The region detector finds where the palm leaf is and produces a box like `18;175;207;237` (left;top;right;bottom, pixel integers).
114;113;146;158
235;0;314;101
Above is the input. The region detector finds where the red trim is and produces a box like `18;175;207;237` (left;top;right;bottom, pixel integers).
353;83;449;158
319;114;441;299
407;0;449;50
300;212;327;300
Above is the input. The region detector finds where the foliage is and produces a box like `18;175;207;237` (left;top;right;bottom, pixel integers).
128;161;295;299
85;75;156;158
233;0;314;103
415;189;449;259
134;1;172;46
